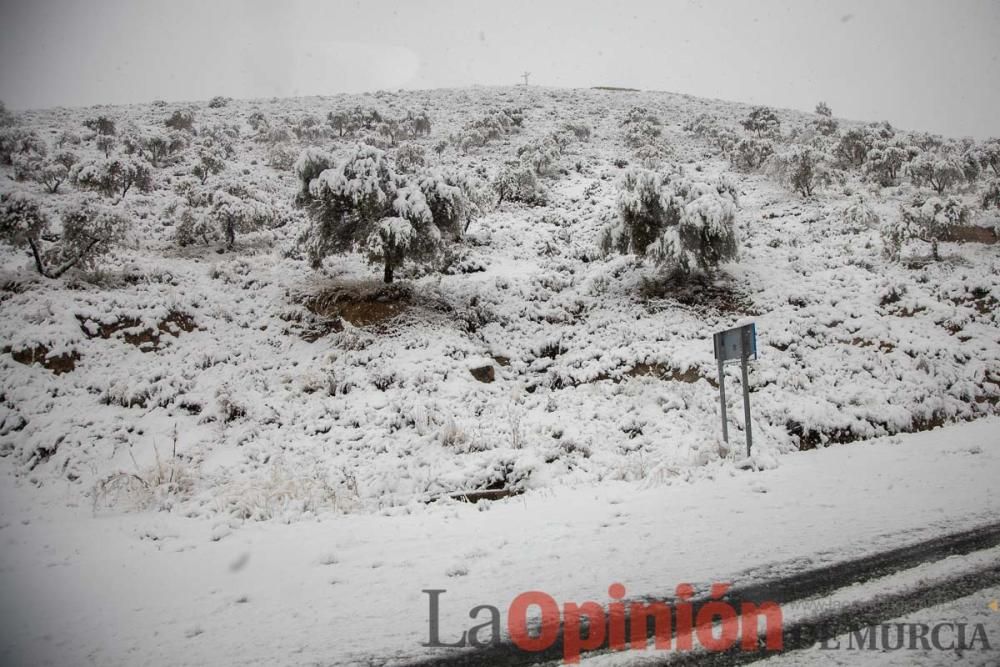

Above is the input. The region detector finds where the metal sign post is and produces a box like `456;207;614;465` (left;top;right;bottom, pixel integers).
713;323;757;457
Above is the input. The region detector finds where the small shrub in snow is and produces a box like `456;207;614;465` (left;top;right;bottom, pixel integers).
0;127;47;164
884;195;970;261
841;196;880;230
394;142;426;174
740;106;780;138
601;168;739;275
33;160;70;193
191;144;228;184
983;179;1000;209
165;109;196;133
864;141;911;186
1;193;128;277
732;136;774;170
266;142;298;170
95;135;116;158
623;121;662;150
293;115;328;142
813;102;838;136
293;147;335;203
56;130;82;148
906;152;964;194
83;115;116;136
247;110;269;132
493;164;547;206
767;146;829;197
517;136;562;176
210;182;281;249
207;95;231;108
73;157;153;200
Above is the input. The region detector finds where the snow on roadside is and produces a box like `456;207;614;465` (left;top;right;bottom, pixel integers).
1;417;997;666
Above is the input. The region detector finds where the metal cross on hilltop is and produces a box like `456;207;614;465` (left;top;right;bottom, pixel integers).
521;71;530;86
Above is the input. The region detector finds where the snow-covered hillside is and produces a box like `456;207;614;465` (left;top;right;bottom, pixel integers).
0;86;998;522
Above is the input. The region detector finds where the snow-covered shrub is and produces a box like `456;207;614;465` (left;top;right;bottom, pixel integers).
741;106;780;138
1;193;128;277
562;121;591;141
767;146;829;197
293;147;335;202
165;109;196;133
83;115;116;136
174;205;216;246
303;145;453;282
416;169;480;236
73;157;153;199
191;144;228;184
32;160;70;193
260;125;294;145
247;110;269;132
56;130;82;148
517;136;562;176
0;100;14;127
266;142;298;169
207;95;231;108
884;195;970;261
906;152;964;194
96;134;118;158
623;121;662;150
841;196;880;230
601;169;739;275
813;102;838;136
983;179;1000;209
974;138;1000;176
140;130;188;166
732;136;774;170
864;141;911;186
493;164;547;206
293;115;328;142
394;142;426;173
210;182;282;249
0;127;47;164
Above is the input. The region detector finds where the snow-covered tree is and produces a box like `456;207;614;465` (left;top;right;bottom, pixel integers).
812;102;838;136
34;160;70;193
303;145;455;282
1;193;128;277
293;147;335;203
767;146;827;197
165;109;196;133
416;169;480;235
815;102;832;117
73;157;153;200
907;153;964;194
601;169;739;275
210;183;281;249
982;179;1000;210
884;195;970;261
0;127;47;165
83;116;116;136
864;141;910;186
96;135;116;158
741;106;781;139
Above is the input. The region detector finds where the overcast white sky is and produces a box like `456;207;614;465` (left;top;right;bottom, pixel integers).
0;0;998;137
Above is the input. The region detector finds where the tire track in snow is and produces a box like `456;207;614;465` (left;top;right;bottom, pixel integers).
394;520;1000;666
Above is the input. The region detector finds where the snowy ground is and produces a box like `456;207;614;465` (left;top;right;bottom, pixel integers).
1;86;997;521
1;86;998;665
1;417;997;666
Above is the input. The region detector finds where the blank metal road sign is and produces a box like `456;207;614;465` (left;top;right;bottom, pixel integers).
713;323;756;456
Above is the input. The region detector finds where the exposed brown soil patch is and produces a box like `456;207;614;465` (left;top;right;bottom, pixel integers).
77;310;197;352
9;345;79;375
940;225;999;244
304;281;412;330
